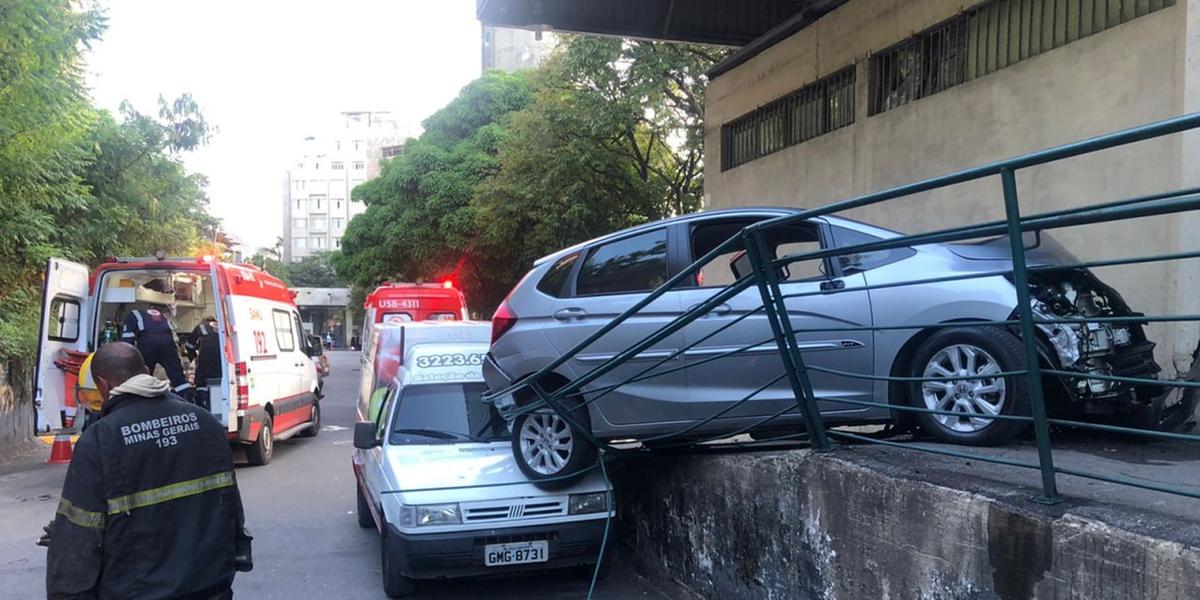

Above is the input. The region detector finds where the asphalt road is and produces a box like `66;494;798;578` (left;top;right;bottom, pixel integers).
0;351;681;600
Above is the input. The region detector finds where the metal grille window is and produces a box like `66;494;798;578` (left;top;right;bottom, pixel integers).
871;0;1173;114
721;67;855;171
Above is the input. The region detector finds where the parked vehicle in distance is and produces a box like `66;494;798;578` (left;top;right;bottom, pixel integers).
353;321;612;598
35;255;322;466
483;208;1164;487
363;281;469;326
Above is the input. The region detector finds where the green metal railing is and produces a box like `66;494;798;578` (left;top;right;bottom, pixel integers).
486;113;1200;505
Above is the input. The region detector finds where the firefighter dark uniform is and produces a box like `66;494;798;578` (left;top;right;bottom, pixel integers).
45;389;251;599
121;307;192;398
185;320;216;361
193;330;223;412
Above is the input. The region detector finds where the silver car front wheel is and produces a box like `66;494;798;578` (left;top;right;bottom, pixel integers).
922;344;1006;433
518;411;575;475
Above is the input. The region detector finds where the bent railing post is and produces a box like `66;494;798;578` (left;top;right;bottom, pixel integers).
744;229;831;451
1000;168;1061;504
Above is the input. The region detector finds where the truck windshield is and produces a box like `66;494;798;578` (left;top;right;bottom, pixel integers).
389;383;506;444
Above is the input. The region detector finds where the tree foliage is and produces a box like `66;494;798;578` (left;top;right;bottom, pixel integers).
336;36;726;314
0;1;218;361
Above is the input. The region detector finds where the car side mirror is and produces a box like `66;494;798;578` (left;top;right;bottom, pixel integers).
353;422;381;449
306;336;324;357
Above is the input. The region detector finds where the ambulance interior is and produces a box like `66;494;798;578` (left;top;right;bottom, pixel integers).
93;269;223;390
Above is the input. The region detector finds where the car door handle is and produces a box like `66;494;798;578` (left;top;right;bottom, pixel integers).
553;307;588;321
820;279;846;292
688;303;731;315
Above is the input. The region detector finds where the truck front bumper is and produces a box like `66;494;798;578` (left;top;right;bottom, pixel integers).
385;518;609;580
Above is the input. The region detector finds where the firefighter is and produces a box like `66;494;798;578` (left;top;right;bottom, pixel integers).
45;342;252;599
193;321;223;412
121;279;193;401
185;315;218;361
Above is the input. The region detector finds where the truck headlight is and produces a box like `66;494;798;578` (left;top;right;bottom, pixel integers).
568;492;608;515
415;503;461;526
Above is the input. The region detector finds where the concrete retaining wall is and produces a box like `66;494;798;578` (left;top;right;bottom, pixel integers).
615;450;1200;600
0;361;34;454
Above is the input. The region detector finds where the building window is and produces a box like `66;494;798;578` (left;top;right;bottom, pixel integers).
294;199;302;210
335;200;343;211
296;162;303;169
332;217;344;229
352;161;365;170
353;140;362;150
720;67;855;171
314;162;320;170
293;218;306;229
294;237;307;249
869;0;1175;115
334;237;342;248
332;161;344;170
311;217;327;230
313;199;322;211
313;237;327;249
382;145;402;158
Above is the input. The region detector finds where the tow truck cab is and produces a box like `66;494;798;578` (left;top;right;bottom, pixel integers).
34;256;322;464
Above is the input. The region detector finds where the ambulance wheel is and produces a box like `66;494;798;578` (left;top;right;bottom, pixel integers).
246;415;274;466
356;482;374;529
381;528;417;598
512;402;596;490
300;402;320;438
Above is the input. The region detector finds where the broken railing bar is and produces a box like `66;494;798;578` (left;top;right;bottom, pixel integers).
800;395;1035;423
802;363;1029;383
768;190;1200;271
637;372;790;444
1042;369;1200;389
742;113;1200;236
1053;465;1200;500
778;248;1200;305
1047;416;1200;444
826;430;1044;470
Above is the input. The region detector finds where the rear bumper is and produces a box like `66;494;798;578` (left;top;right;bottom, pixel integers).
231;405;266;443
385;519;608;580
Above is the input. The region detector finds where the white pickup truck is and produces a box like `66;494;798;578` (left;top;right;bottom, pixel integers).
351;321;612;598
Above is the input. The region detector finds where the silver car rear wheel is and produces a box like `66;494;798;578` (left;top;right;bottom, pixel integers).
921;343;1006;433
518;411;574;475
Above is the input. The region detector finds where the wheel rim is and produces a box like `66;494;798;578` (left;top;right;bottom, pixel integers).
262;420;273;455
921;343;1006;433
518;411;574;475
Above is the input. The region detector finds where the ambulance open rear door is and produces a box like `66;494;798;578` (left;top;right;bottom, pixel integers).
33;258;90;434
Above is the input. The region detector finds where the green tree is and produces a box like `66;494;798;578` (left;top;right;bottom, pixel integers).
248;237;291;284
287;253;343;287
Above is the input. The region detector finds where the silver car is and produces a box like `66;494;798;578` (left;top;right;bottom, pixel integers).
483;208;1161;486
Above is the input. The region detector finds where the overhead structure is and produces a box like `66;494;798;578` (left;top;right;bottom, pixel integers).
476;0;847;65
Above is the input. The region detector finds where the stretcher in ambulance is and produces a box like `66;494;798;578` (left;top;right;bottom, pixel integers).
34;255;322;466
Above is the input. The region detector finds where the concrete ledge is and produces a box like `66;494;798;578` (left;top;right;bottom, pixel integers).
614;447;1200;600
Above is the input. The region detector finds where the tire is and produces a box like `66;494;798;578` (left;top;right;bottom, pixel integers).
356;482;375;529
300;402;320;438
907;326;1030;445
246;414;274;466
381;528;416;598
511;400;596;490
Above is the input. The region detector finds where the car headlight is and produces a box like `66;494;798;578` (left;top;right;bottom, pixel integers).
414;503;461;526
569;492;609;515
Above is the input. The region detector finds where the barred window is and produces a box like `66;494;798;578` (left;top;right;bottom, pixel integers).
721;67;855;171
871;0;1174;114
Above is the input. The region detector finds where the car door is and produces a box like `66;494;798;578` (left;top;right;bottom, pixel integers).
359;385;396;504
677;216;874;423
33;258;90;433
269;308;303;430
539;226;689;427
293;311;317;397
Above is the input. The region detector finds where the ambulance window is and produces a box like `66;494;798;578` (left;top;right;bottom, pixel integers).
272;310;295;352
48;297;80;342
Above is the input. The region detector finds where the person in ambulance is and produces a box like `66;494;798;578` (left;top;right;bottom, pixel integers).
120;279;193;402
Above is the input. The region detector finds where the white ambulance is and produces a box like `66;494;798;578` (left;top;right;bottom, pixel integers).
34;255;323;465
352;321;612;598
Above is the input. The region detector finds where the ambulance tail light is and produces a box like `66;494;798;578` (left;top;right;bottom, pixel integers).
235;362;249;410
491;301;518;345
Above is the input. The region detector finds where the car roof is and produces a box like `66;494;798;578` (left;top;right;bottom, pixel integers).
532;207;904;266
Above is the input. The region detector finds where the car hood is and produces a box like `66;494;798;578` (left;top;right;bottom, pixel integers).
944;232;1078;266
381;442;609;498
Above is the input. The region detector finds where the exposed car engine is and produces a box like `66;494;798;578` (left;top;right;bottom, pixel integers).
1029;272;1161;407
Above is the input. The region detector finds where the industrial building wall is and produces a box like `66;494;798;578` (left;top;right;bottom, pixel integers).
704;0;1192;368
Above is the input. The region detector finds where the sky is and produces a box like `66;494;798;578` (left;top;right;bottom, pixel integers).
86;0;483;252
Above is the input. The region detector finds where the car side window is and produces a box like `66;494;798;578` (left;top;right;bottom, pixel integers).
830;226;916;274
376;387;397;439
272;310;295;352
537;252;578;297
689;218;827;285
575;229;669;296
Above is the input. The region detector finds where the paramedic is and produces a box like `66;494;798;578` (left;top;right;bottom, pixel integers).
185;316;218;360
121;279;192;400
45;342;252;599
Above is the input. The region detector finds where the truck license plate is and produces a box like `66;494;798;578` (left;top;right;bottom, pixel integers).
484;541;549;567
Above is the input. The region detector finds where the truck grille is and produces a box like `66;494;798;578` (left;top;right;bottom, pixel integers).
461;497;567;523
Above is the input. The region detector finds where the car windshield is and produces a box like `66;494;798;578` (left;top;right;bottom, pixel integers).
388;383;506;444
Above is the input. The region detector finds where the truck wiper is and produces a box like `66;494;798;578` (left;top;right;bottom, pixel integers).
393;428;486;442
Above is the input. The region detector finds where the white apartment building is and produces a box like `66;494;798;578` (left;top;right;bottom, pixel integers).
283;111;406;261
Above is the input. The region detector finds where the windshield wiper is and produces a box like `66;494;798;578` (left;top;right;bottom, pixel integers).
393;428;486;442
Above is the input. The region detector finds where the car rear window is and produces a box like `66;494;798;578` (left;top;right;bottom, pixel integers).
537;252;578;297
830;226;916;273
576;229;668;296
